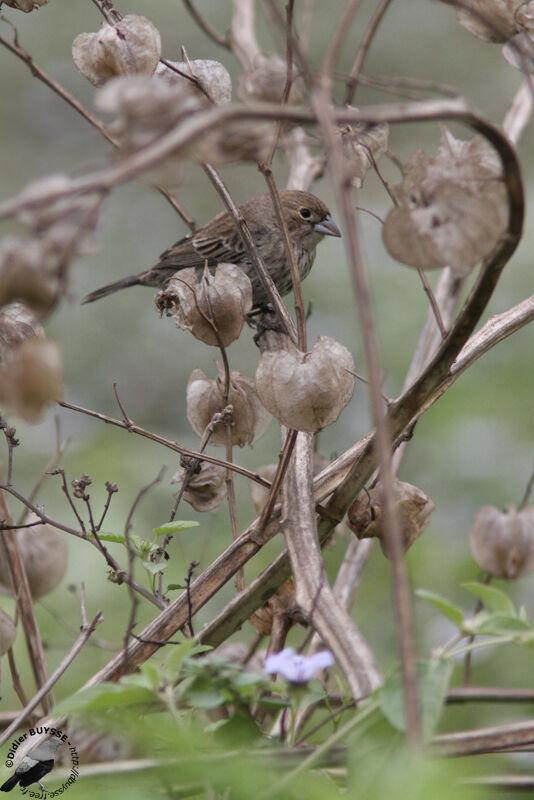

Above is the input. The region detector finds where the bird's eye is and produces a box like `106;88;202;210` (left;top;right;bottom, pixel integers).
298;207;312;219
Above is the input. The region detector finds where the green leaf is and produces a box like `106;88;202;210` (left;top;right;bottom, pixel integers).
380;659;453;742
474;614;531;636
142;560;169;575
54;683;158;714
187;688;227;709
461;581;516;616
153;521;200;536
89;532;125;544
167;583;186;591
416;589;464;628
165;642;211;683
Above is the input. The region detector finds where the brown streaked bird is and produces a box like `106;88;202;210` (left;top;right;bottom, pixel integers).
82;190;341;308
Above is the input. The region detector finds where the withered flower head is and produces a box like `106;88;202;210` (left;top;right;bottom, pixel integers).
347;479;434;558
471;504;534;579
187;365;271;447
255;336;355;433
382;127;507;276
340;113;389;188
155;58;232;105
2;0;49;12
72;14;162;87
171;461;227;512
190;120;274;166
0;304;62;423
155;264;253;347
0;302;44;353
0;238;56;316
0;514;68;599
249;579;305;636
0;608;16;656
439;0;525;43
237;55;304;105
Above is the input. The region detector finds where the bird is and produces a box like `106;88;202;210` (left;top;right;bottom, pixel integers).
0;738;62;792
82;190;341;308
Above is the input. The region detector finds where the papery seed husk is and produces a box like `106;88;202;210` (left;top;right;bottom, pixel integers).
0;337;63;423
172;462;227;512
0;302;44;357
347;479;434;557
452;0;521;42
0;514;68;599
383;128;507;275
2;0;49;11
255;336;355;432
471;505;534;578
72;14;161;87
237;55;304;105
187;365;271;447
155;58;232;105
340;114;389;188
155;264;253;347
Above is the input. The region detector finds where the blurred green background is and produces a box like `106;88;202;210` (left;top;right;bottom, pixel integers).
0;0;533;769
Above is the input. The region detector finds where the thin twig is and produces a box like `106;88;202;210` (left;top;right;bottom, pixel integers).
0;609;103;748
518;461;534;510
0;483;165;609
343;0;393;105
183;0;230;48
263;0;295;168
260;167;307;350
417;269;447;339
58;398;271;489
0;478;52;715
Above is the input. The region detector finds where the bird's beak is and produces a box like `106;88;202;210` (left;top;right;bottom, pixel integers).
314;214;341;237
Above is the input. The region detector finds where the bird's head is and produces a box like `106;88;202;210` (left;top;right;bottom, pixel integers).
280;190;341;244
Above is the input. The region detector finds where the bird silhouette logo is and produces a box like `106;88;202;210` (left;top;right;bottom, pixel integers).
1;738;63;793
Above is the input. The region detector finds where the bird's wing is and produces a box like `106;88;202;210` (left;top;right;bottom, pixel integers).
156;229;247;271
16;756;38;774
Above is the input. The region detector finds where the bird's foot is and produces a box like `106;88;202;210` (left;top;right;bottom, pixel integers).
247;306;285;346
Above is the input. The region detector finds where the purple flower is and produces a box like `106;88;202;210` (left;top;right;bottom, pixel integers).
264;647;334;684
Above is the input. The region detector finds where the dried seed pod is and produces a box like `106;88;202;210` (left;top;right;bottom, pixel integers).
190;120;274;166
72;14;161;87
340;115;389;188
187;365;271;447
502;30;534;71
95;75;201;184
237;55;304;105
442;0;523;42
0;238;58;315
471;505;534;579
155;264;253;347
249;579;305;636
18;175;102;257
382;128;507;276
347;479;434;558
2;0;49;11
0;514;68;599
255;336;355;433
155;58;232;105
0;303;45;356
171;461;227;512
0;336;62;423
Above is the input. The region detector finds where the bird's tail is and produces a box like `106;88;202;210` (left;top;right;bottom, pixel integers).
1;774;20;792
81;274;144;305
